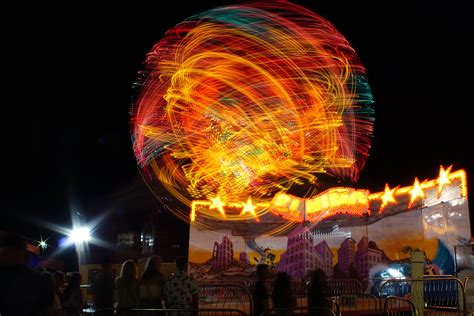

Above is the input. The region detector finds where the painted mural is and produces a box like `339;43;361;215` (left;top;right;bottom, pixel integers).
189;178;471;283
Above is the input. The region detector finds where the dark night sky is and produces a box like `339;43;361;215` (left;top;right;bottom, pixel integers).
3;1;473;252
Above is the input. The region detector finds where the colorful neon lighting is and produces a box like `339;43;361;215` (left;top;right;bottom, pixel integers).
240;197;258;221
131;2;374;222
437;165;452;196
269;188;369;222
209;196;226;218
190;166;468;225
380;184;399;212
408;178;425;208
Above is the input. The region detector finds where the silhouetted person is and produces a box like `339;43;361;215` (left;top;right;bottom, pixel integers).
307;269;333;316
163;256;198;310
272;272;296;316
63;272;84;316
250;264;270;316
139;255;166;308
43;272;62;316
116;260;139;314
91;259;115;314
0;230;55;316
53;271;65;305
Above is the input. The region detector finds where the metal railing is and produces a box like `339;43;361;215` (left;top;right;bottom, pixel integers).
198;284;253;316
90;307;340;316
384;296;418;316
463;276;474;315
89;308;247;316
378;276;467;315
261;306;337;316
361;278;390;295
326;279;363;296
262;279;309;308
333;293;378;314
199;279;250;288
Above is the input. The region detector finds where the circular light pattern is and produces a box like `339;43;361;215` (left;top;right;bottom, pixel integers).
131;2;374;222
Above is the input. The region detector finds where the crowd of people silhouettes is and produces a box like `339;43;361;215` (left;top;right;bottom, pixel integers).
1;231;333;316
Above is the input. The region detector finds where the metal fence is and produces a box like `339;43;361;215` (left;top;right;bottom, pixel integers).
84;276;474;316
262;279;309;307
261;306;337;316
89;308;247;316
198;284;253;316
333;293;378;314
383;296;418;316
464;277;474;315
326;279;363;296
378;277;467;315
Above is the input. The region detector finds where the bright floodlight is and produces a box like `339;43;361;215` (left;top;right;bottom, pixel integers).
70;227;91;243
39;240;47;249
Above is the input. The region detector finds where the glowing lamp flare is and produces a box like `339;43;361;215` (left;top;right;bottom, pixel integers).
38;240;47;250
69;227;91;243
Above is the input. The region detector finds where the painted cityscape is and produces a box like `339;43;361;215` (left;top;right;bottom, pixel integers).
189;194;471;283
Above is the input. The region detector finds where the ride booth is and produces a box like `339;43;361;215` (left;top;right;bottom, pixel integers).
188;166;472;314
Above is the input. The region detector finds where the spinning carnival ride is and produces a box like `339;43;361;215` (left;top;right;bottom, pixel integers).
131;1;375;232
131;2;469;267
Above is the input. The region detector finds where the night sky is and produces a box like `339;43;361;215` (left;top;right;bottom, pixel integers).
4;1;473;260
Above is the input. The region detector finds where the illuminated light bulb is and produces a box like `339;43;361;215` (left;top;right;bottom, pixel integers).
380;184;398;212
437;165;452;197
409;178;425;208
209;196;226;218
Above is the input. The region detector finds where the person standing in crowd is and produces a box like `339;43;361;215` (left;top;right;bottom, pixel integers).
91;259;115;314
0;230;55;316
250;264;270;316
43;272;63;316
53;271;66;303
307;269;333;316
272;272;296;316
139;255;166;308
163;256;198;310
115;260;139;313
63;272;84;316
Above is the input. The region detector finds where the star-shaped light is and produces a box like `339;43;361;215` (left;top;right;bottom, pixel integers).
437;165;452;197
409;178;425;208
380;183;398;212
38;240;47;250
240;197;259;221
209;196;226;218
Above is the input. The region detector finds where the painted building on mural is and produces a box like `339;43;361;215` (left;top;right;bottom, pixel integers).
277;226;334;277
239;251;249;264
338;238;356;275
211;235;234;271
354;236;382;279
314;240;334;277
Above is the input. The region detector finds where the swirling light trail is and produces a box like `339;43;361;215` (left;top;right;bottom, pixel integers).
132;2;374;223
